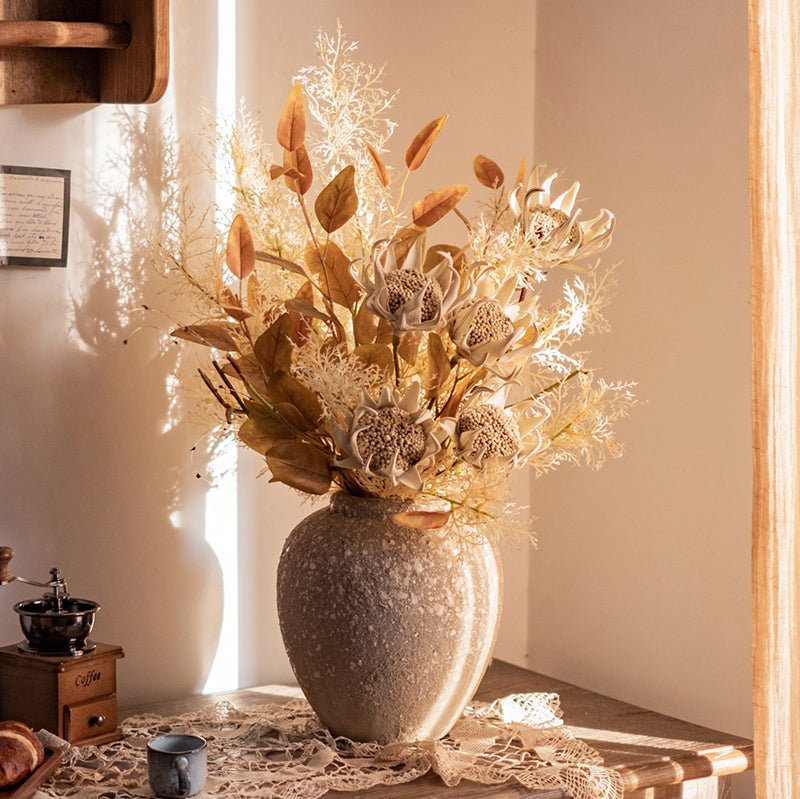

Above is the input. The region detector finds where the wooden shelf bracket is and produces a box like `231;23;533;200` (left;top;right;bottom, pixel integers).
0;1;169;105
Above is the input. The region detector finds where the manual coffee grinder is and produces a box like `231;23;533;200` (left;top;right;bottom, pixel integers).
0;547;124;744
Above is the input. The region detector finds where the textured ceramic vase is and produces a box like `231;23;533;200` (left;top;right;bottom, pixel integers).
276;492;503;744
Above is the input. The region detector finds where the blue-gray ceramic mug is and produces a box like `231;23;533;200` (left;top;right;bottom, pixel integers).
147;734;207;798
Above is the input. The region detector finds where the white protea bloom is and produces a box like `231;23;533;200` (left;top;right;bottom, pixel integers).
509;166;614;273
445;389;547;469
454;404;521;467
354;239;465;334
332;382;443;490
448;274;538;377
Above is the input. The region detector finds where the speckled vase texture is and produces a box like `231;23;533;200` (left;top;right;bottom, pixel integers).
276;492;503;744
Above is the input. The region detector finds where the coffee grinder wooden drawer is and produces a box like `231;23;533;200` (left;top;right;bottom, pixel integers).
64;694;119;744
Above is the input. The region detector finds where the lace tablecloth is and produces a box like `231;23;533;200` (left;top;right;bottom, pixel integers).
36;690;623;799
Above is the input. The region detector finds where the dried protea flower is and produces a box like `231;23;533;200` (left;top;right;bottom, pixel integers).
455;404;521;467
509;166;614;274
332;382;444;490
354;239;465;334
444;389;548;469
449;274;538;377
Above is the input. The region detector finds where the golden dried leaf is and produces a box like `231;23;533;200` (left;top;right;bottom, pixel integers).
353;344;394;379
253;314;294;377
268;371;323;428
274;400;311;432
441;368;486;418
364;139;390;187
225;214;255;280
375;317;394;346
393;509;452;529
398;330;422;365
305;242;360;308
221;288;251;321
269;164;290;180
238;416;293;456
518;322;539;346
315;165;358;233
405;114;448;171
425;332;451;400
283;145;313;195
515;156;527;188
285;297;332;324
473;155;505;189
422;244;463;273
229;358;266;391
296;280;314;305
171;323;239;351
255;250;308;278
283;283;314;345
354;301;379;345
223;306;252;322
266;441;332;495
412;185;469;228
276;82;306;151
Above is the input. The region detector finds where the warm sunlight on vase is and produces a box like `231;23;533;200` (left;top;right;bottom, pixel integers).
276;492;503;744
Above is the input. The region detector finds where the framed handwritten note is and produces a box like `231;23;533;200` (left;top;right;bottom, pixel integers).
0;165;70;267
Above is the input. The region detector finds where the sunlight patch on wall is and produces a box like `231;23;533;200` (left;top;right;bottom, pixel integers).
202;0;239;695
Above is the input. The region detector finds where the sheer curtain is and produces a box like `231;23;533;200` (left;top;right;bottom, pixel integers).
750;0;800;795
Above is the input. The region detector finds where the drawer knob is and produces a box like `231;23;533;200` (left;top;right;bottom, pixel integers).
90;715;106;727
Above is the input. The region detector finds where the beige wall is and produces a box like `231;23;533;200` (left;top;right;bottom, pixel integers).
529;0;752;742
0;0;751;755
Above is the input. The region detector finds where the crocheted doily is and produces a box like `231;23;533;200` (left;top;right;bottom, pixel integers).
37;691;622;799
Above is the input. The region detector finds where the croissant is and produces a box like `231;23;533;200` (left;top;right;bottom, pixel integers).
0;721;45;788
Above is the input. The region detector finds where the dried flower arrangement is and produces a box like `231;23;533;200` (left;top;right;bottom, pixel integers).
156;28;635;537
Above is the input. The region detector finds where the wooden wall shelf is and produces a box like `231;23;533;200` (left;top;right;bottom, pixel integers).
0;0;169;105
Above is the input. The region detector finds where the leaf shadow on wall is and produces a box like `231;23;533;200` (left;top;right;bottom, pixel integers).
65;109;224;706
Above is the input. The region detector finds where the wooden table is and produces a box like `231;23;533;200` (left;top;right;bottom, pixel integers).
120;660;754;799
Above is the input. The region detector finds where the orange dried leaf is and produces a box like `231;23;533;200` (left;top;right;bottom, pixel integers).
426;332;451;400
254;314;294;376
353;343;394;379
375;317;394;346
405;114;448;171
276;83;306;151
266;441;332;495
238;417;293;456
171;323;239;351
223;306;252;322
284;298;331;324
255;250;308;279
354;301;380;345
274;401;310;431
473;155;505;189
398;330;422;365
268;371;323;428
393;510;451;529
441;368;486;418
315;165;358;233
283;145;313;195
364;139;391;187
269;164;295;180
305;242;361;308
226;214;255;280
412;185;469;228
422;244;462;273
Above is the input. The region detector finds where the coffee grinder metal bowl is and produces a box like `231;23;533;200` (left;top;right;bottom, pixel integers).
0;547;100;657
